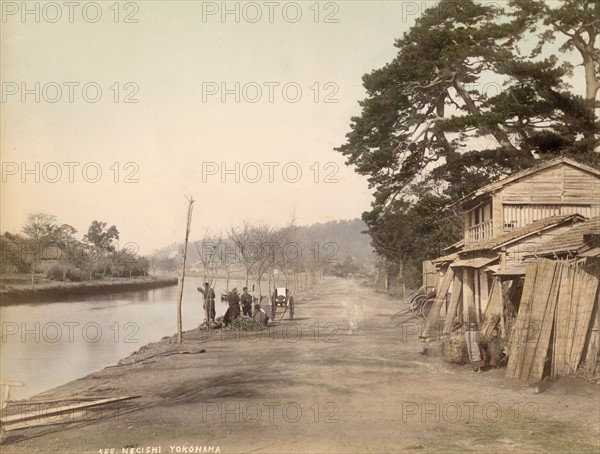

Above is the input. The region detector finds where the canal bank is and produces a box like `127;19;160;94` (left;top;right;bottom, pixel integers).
1;277;599;453
0;277;178;305
0;277;239;400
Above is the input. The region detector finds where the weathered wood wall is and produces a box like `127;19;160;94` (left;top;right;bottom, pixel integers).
501;165;600;205
465;163;600;240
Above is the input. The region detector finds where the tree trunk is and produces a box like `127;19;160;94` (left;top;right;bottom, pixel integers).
570;33;599;150
570;33;599;109
453;79;521;153
397;261;404;287
258;278;262;302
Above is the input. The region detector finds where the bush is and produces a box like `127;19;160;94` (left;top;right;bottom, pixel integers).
46;263;83;282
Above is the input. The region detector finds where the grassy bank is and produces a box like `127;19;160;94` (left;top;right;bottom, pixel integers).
0;276;178;305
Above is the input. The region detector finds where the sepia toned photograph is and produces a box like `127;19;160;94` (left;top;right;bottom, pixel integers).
1;1;599;452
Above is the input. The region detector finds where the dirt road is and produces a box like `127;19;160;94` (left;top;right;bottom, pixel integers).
2;277;599;453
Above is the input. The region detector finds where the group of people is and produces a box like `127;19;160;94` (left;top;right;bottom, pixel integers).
197;283;269;327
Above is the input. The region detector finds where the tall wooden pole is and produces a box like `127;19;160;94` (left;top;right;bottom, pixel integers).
177;196;195;344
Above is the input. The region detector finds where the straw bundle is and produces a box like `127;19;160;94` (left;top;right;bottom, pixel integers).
443;330;467;363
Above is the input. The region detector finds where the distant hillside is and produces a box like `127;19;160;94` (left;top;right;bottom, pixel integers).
148;219;375;269
295;219;375;266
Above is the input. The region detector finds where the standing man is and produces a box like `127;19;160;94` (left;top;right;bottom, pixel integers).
241;287;253;317
198;282;216;323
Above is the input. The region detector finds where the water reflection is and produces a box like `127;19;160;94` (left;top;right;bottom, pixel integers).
0;278;255;399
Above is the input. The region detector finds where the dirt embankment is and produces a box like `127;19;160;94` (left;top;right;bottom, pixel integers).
0;277;178;304
1;277;599;453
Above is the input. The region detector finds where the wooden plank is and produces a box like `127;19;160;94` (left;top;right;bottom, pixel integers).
568;268;599;373
565;267;584;371
443;270;463;335
517;262;556;381
526;261;562;382
506;262;538;379
0;382;24;387
482;278;501;314
1;396;140;425
4;409;97;431
21;396;128;404
480;278;502;339
420;267;454;339
551;264;574;377
581;283;600;372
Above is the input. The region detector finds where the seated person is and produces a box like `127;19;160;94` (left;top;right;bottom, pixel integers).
253;304;269;326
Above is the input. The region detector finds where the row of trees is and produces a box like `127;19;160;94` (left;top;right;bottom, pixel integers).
1;213;149;283
193;217;333;303
175;202;333;341
337;0;599;288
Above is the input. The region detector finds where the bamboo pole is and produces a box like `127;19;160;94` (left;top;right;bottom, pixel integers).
176;196;195;344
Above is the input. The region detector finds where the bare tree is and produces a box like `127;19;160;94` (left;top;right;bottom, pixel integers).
194;230;225;326
228;222;255;290
176;196;194;344
250;224;277;301
229;222;282;302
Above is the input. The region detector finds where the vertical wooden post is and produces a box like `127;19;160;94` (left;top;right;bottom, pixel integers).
479;269;489;314
463;268;475;323
383;257;388;291
474;267;481;324
177;196;195;344
500;247;507;270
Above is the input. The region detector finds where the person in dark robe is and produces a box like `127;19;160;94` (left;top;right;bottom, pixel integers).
223;288;241;326
197;282;216;323
486;328;504;368
240;287;253;317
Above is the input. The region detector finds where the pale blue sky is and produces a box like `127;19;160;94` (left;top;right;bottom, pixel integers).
0;1;586;252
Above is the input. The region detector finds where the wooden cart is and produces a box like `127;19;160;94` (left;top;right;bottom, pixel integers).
271;287;294;322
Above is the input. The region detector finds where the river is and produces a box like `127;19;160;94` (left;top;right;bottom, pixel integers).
0;277;261;400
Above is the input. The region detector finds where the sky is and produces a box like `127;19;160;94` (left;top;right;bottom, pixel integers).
0;1;431;253
0;1;587;254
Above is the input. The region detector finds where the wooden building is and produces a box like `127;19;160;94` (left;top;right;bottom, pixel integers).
421;158;600;340
502;219;600;381
455;157;600;244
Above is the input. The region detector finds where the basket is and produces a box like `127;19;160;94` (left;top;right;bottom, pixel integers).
443;331;467;364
